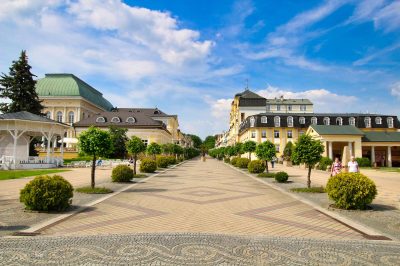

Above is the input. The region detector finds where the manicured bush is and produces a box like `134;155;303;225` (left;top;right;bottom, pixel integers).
258;172;276;178
156;156;170;168
20;175;73;211
275;171;289;183
166;156;177;165
356;157;371;167
326;172;377;210
230;157;239;166
224;157;230;163
248;160;265;174
140;158;157;173
318;157;333;170
111;165;134;182
236;158;250;169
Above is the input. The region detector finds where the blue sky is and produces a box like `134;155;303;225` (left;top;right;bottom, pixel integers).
0;0;399;138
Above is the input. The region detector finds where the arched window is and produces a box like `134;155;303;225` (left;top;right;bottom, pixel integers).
45;111;51;119
349;117;355;126
299;117;305;124
274;116;280;127
111;117;121;123
323;117;330;125
387;117;394;128
364;117;371;128
126;117;136;123
261;116;267;123
96;116;106;123
68;111;74;123
287;116;293;127
56;111;63;122
311;117;317;125
249;116;255;127
375;117;382;125
336;117;343;126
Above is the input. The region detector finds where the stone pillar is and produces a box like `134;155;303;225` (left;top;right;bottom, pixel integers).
329;141;333;159
371;146;375;164
348;142;353;157
388;146;392;167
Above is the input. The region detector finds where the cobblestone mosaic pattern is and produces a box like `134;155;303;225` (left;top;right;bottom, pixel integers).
1;233;399;265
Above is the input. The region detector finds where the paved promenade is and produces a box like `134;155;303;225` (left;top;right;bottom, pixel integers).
42;159;366;240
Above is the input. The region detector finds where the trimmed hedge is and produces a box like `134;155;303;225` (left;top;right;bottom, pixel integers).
140;158;157;173
224;158;230;163
20;175;73;211
112;165;134;182
356;157;371;167
258;172;276;178
236;158;250;169
156;156;170;168
326;172;377;210
166;156;177;165
248;160;265;173
230;157;239;166
275;171;289;183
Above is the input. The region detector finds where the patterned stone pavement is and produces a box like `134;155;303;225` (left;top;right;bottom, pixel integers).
1;233;399;265
41;159;368;240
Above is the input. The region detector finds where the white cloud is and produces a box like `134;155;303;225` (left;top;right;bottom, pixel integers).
353;42;400;66
390;82;400;99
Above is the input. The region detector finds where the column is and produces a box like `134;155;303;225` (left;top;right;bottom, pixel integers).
46;136;51;162
348;142;353;157
323;141;328;157
63;107;67;123
371;146;375;164
60;134;64;167
388;146;392;167
328;141;333;160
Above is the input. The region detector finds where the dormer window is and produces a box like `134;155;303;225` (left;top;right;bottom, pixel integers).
299;117;305;124
387;117;394;128
311;117;317;125
274;116;280;127
364;117;371;128
287;116;293;127
154;109;161;114
323;117;330;125
349;117;355;126
375;117;382;125
111;117;121;123
96;117;106;123
126;117;136;123
249;116;255;127
336;117;343;126
261;116;267;123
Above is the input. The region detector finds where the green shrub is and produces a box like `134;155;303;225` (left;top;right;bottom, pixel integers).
20;175;73;211
156;156;170;168
275;171;289;183
166;156;177;165
248;160;265;173
224;157;230;163
258;172;276;178
236;158;250;168
76;186;113;194
111;165;134;182
140;158;157;173
230;157;239;166
326;172;377;210
318;157;333;170
356;157;371;167
291;186;325;193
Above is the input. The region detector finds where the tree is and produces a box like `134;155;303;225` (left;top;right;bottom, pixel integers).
255;141;276;173
108;126;128;158
161;143;175;155
283;141;294;161
203;136;216;150
0;50;43;115
126;136;146;175
225;145;236;158
187;134;202;148
78;126;112;189
147;142;161;159
173;144;184;159
243;140;257;160
292;134;324;188
234;142;244;158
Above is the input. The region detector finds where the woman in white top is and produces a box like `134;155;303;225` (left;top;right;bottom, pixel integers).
348;156;359;173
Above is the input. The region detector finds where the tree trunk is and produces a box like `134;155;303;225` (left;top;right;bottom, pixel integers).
249;153;251;160
307;166;312;188
265;160;269;173
91;155;96;189
133;154;137;175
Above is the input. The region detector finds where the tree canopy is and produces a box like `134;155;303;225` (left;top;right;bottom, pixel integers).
108;126;128;159
186;134;202;148
161;143;175;155
203;135;216;150
255;141;276;173
243;140;257;160
147;142;162;158
126;136;146;175
234;142;244;157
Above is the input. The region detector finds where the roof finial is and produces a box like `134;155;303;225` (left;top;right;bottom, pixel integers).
245;78;249;90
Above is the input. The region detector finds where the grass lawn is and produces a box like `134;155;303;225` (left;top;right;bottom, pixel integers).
0;169;70;181
361;167;400;173
257;172;276;178
290;186;326;193
75;186;113;194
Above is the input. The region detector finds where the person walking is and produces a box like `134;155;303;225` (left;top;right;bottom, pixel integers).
271;156;277;168
348;156;359;173
330;157;342;176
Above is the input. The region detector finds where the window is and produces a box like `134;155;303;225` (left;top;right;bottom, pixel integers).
261;130;266;138
364;117;371;128
111;117;121;123
336;117;343;126
323;117;330;125
387;117;394;128
126;117;136;123
261;116;267;123
287;116;293;127
349;117;355;126
266;105;270;111
375;117;382;125
96;116;106;123
45;111;51;119
142;139;148;146
250;116;255;127
68;111;74;123
251;131;256;138
277;105;281;111
288;105;292;111
311;117;317;125
300;105;306;111
274;130;280;138
274;116;280;127
299;117;305;124
299;130;305;136
287;130;292;138
275;144;280;152
56;111;63;122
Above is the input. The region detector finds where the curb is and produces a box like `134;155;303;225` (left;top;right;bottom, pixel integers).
225;162;396;241
15;161;187;237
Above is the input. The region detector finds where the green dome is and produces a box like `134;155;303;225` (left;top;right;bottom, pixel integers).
36;74;113;111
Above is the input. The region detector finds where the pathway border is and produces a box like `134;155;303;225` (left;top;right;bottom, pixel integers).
225;162;394;241
11;161;187;237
